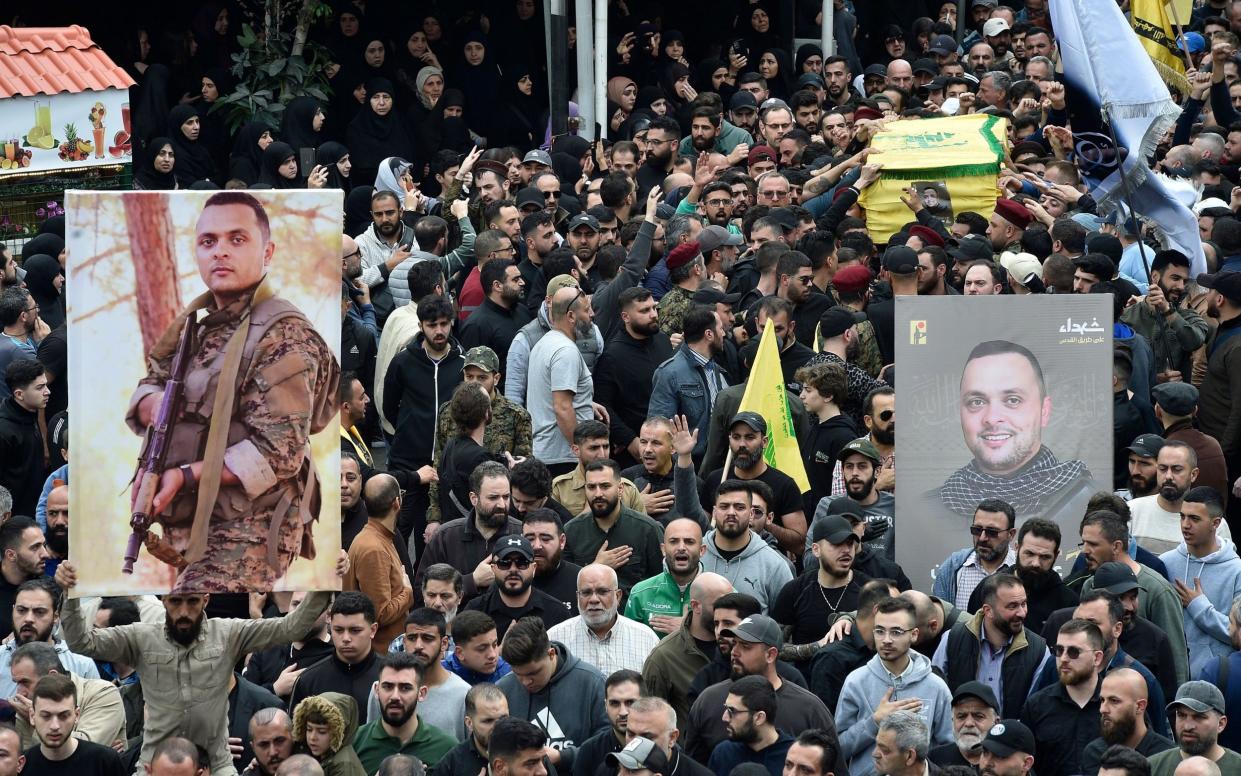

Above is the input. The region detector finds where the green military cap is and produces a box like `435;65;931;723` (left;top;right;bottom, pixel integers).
463;346;500;373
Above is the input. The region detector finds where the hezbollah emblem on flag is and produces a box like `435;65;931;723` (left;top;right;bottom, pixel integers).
857;114;1007;246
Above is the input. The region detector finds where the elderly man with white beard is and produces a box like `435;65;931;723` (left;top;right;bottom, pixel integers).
547;564;659;675
927;681;999;770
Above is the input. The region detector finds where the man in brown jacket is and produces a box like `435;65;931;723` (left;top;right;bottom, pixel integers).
345;473;413;646
1153;382;1230;507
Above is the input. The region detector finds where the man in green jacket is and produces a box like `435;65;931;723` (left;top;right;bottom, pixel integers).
625;519;705;635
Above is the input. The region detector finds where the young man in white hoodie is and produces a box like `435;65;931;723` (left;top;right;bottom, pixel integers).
1159;485;1241;677
834;597;954;775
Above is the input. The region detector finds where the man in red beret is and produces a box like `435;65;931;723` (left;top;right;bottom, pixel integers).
906;225;946;251
747;146;778;178
657;241;705;336
987;198;1033;258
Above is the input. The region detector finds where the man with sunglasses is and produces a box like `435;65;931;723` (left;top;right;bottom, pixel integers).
1020;619;1106;776
932;498;1017;613
462;535;570;641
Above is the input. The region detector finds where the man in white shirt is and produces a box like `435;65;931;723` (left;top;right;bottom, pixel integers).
547;564;658;675
1130;442;1231;555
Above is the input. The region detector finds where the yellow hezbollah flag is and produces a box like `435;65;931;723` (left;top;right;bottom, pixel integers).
737;319;810;492
857;113;1006;246
1131;0;1190;94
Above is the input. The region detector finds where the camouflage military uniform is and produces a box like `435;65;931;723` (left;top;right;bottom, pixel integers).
994;240;1022;262
657;286;695;336
853;319;885;379
127;291;339;593
426;392;533;524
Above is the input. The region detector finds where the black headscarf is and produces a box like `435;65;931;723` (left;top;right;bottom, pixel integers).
38;216;64;239
20;234;64;264
133;137;178;190
360;37;395;81
761;47;794;99
167;104;216;186
227;121;271;184
330;3;370;64
494;67;541;150
694;58;727;93
795;44;823;74
344;186;374;237
132;63;173;149
316;141;352;191
458;31;501;140
23;255;64;329
661;63;692;111
347;78;415;188
259;141;300;189
438;91;473;152
191;4;232;69
281;96;324;158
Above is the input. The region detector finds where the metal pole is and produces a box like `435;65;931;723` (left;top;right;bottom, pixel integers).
1104;105;1153;284
956;0;967;45
545;0;569;140
821;1;834;57
594;0;609;140
575;0;595;141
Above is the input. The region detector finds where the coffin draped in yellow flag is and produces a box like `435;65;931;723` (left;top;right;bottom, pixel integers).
737;319;810;492
856;113;1006;246
1131;0;1190;95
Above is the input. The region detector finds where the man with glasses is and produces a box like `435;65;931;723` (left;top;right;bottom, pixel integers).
457;228;516;323
756;172;791;208
533;172;570;228
1020;619;1106;776
547;564;658;675
0;288;46;395
836;598;954;774
462;535;570;641
932;499;1017;613
758;106;794;149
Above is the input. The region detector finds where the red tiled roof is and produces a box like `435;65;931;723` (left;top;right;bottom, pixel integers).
0;25;135;98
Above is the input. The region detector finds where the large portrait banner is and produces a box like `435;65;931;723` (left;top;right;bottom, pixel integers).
896;295;1113;588
66;189;342;596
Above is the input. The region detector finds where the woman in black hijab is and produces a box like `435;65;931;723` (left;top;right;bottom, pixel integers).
344;186;374;236
457;32;501;143
197;66;235;181
360;38;395;82
493;68;541;151
394;28;442;104
20;234;64;265
167;105;216;186
258;142;301;189
347;77;415;189
191;4;232;69
132;63;173;152
316;141;352;192
281;96;325;167
227;121;273;184
23;255;64;330
757;47;794;99
133;137;178;190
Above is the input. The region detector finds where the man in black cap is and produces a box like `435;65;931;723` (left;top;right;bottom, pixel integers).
805;308;887;428
929;682;1000;769
947;235;995;290
463;535;572;640
1119;434;1165;500
701;413;807;555
805;440;897;564
565;213;602;280
976;719;1035;776
862;65;887;97
608;736;670;776
868;246;920;366
772;514;867;647
1153;382;1230;504
1147;681;1241;775
728;93;759;134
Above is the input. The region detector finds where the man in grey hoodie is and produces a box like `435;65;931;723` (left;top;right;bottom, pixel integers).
496;616;609;773
699;480;794;611
835;598;954;776
1159;486;1241;677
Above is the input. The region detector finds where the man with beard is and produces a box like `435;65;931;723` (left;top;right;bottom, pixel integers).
242;709;294;776
565;214;602;279
6;641;125;753
1081;668;1175;774
1120;252;1207;385
548;564;659;675
827;388;894;496
700;480;794;610
41;483;66;569
464;535;571;640
416;462;523;604
773;515;867;648
928;682;1000;770
394;608;470;740
778;253;833;350
553;422;648;520
1130;442;1230;555
1147;682;1241;776
0;579;97;699
54;559;337;775
807;440;896;565
355;191;416;323
563;461;665;593
689;109;721;159
1152;385;1229;503
345;474;413;647
353;652;457;774
242;590;334;701
976;719;1036;776
932;574;1051;717
460;261;532;385
626;519;705;634
932;499;1017;612
638;117;681;200
684;615;843;773
657;243;707;338
1017;619;1105;776
574;670;643;776
1118;434;1164;501
650;308;730;467
999;518;1077;634
702;413;807;556
523;509;581;614
1195;272;1241;528
707;675;792;776
641;572;735;734
436;683;509;776
700;186;736;230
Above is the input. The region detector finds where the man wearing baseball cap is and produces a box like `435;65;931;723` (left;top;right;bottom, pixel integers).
806;307;886;428
928;682;999;769
976;720;1035;776
608;736;671;776
805;439;896;566
1152;383;1229;502
1147;681;1241;775
464;534;571;640
773;514;866;646
1119;433;1165;500
1195;271;1241;514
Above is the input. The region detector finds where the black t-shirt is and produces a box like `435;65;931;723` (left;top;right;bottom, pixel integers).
771;569;867;644
464;586;572;641
23;741;125;776
702;465;805;521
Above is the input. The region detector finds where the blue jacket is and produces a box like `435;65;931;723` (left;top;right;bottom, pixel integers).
443;651;512;685
931;548;973;605
707;733;794;776
1160;539;1241;677
649;345;729;460
1198;652;1241;752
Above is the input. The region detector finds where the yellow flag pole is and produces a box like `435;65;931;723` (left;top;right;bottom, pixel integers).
1167;1;1195;71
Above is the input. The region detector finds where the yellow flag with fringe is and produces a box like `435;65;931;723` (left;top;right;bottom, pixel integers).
856;114;1006;246
737;319;810;492
1131;0;1190;94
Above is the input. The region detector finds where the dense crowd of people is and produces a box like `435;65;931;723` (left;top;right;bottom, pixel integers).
13;0;1241;775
